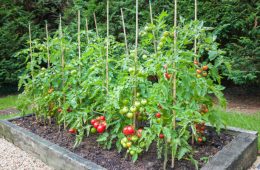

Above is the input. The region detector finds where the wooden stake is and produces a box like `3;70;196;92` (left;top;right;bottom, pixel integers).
59;15;66;129
85;18;89;44
45;22;50;68
171;0;178;168
77;12;81;63
149;0;157;53
28;23;33;79
105;0;109;95
133;0;139;129
194;0;198;62
120;8;129;56
93;12;99;37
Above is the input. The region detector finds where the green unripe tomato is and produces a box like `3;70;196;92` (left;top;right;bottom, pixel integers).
122;99;129;105
90;127;97;133
70;70;77;75
136;93;140;97
140;142;145;148
156;118;162;123
159;42;164;48
141;99;147;105
139;107;145;113
134;101;141;108
122;143;127;148
128;67;135;75
131;135;138;142
137;115;143;121
130;150;136;155
163;31;170;37
121;106;128;114
126;112;134;119
160;36;166;42
142;116;148;121
130;106;137;113
122;137;128;143
142;54;148;60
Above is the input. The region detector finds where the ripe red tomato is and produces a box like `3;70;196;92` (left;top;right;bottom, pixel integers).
123;126;129;135
97;124;106;133
159;134;164;139
202;65;208;71
127;126;135;135
194;60;199;65
137;129;143;138
155;112;161;118
196;69;202;74
57;108;62;113
198;137;203;143
164;73;171;80
100;116;105;121
67;107;72;112
93;122;99;129
90;119;97;125
68;128;77;134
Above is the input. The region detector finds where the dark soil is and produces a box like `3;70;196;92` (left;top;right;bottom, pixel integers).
12;116;234;170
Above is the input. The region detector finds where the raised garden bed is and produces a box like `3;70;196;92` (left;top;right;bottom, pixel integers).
0;115;258;170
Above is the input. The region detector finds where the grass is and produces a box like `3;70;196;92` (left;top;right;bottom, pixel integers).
0;95;18;110
0;95;19;120
215;109;260;150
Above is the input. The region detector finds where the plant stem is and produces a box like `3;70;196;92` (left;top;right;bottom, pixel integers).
106;0;109;95
149;0;157;53
93;12;99;37
45;22;50;68
85;17;89;44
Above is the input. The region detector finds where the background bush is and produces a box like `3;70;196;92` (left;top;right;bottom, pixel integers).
0;0;259;91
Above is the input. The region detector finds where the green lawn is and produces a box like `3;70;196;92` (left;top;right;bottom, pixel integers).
0;95;18;110
216;109;260;150
0;95;19;120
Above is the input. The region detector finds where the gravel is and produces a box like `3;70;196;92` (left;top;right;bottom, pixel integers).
250;156;260;170
0;138;52;170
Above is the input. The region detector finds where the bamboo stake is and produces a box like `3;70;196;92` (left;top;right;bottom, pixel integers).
149;0;157;53
171;0;178;168
120;8;129;56
133;0;139;129
105;0;109;95
28;23;38;121
77;12;81;64
85;17;89;44
28;23;33;80
45;22;50;68
194;0;198;62
59;15;66;129
93;12;99;37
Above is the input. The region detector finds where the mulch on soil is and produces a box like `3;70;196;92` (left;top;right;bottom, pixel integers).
12;116;234;170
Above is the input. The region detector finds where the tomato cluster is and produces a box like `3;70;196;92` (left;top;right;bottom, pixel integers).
119;96;148;121
90;116;106;134
195;123;206;143
196;64;209;78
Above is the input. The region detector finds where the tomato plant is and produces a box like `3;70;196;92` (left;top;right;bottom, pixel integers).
17;9;228;169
